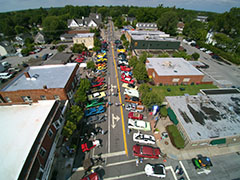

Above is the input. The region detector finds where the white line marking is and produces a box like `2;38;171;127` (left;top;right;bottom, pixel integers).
108;76;111;153
166;166;178;180
104;171;145;180
94;151;126;158
179;160;191;180
105;159;136;167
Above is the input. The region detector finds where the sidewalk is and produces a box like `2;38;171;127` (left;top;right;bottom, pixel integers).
150;115;240;160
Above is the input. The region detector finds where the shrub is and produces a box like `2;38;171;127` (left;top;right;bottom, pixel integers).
166;125;185;149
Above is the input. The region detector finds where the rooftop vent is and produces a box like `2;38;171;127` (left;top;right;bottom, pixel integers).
163;61;172;67
24;72;31;80
43;85;48;89
174;70;178;73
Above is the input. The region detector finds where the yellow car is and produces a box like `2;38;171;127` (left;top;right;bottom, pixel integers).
88;92;106;101
117;49;126;53
97;66;107;70
122;83;138;90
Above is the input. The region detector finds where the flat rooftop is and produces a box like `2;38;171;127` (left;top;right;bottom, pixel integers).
73;33;94;38
0;100;56;180
146;58;204;76
2;63;77;91
127;30;179;42
201;88;240;95
166;93;240;141
44;53;72;65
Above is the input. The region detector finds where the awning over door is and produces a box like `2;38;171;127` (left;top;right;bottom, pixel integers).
167;107;179;125
210;138;226;145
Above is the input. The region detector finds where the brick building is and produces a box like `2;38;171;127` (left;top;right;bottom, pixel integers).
0;63;80;105
146;58;204;85
0;100;67;180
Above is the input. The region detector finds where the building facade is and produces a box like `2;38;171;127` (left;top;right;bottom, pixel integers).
125;30;180;51
0;100;68;180
146;58;204;85
136;22;158;31
0;63;80;105
72;33;94;49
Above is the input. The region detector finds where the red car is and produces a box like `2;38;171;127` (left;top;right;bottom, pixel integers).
81;140;101;152
128;112;143;120
121;78;135;84
75;56;85;63
133;144;161;159
120;66;131;72
81;172;100;180
91;82;104;88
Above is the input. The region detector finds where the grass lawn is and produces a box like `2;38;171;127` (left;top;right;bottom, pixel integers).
150;84;217;102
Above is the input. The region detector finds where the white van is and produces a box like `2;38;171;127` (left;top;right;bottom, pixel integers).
0;72;13;79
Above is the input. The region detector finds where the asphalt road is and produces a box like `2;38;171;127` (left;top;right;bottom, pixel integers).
182;42;240;88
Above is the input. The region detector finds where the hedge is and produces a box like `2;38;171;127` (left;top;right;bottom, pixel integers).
166;125;185;149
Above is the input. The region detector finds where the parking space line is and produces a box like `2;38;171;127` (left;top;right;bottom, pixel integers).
166;166;178;180
179;161;191;180
104;171;145;180
105;159;136;167
94;150;126;158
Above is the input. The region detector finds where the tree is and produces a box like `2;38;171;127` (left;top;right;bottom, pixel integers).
62;121;77;138
57;45;67;52
14;25;26;35
128;56;138;68
213;33;233;49
120;34;126;41
74;78;91;106
173;51;191;60
183;21;207;41
157;11;178;35
71;43;87;53
42;16;67;41
160;106;168;118
157;52;170;57
69;105;84;124
192;52;200;60
133;63;149;83
87;61;96;70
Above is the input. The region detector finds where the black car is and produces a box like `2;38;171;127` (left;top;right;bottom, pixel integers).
85;114;107;125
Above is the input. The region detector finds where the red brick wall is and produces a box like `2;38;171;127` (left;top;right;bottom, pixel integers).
0;88;67;103
147;68;204;85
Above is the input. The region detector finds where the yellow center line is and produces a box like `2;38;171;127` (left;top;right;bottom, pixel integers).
110;23;128;156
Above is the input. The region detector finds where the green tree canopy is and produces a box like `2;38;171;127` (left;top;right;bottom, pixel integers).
192;52;200;60
74;79;91;105
157;11;178;35
87;61;96;70
71;43;87;53
133;63;149;82
128;56;138;68
69;105;84;124
183;20;207;41
160;106;168;117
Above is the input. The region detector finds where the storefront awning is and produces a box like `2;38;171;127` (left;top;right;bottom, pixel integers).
210;138;226;145
167;107;179;125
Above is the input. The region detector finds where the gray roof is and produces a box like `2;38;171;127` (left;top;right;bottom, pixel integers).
44;53;72;65
2;63;77;91
73;33;94;38
67;13;102;27
166;93;240;141
60;33;75;39
127;30;179;42
146;58;204;76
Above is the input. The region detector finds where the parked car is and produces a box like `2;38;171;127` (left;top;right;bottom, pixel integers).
122;83;138;90
85;114;107;125
120;78;135;84
84;105;106;117
125;103;144;112
124;89;139;98
120;66;131;72
128;119;151;131
0;72;13;79
133;132;155;144
88;92;106;101
133;144;161;159
90;84;107;94
91;81;104;88
125;95;142;105
128;112;143;120
42;53;48;60
145;163;166;178
81;172;101;180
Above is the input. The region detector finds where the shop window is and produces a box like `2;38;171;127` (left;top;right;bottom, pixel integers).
40;95;46;100
5;97;12;103
39;147;46;157
48;129;53;138
53;95;60;100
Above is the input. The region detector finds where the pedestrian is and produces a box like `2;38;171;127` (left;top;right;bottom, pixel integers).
122;103;125;107
136;159;139;166
101;129;105;135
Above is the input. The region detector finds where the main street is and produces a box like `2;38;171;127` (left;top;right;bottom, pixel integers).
71;21;240;180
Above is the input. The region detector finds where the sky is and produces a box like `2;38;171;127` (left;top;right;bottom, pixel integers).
0;0;239;13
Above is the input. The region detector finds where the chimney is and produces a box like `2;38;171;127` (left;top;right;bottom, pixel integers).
24;72;31;80
43;85;48;89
